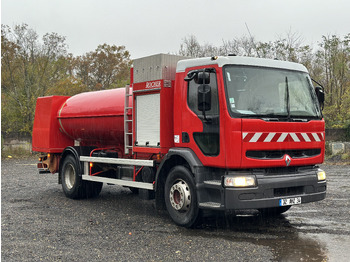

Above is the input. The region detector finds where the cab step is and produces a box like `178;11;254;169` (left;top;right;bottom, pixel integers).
199;202;222;209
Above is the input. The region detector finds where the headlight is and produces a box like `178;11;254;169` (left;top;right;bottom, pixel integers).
317;170;326;181
224;175;256;187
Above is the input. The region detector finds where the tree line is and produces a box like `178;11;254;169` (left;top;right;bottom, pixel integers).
179;33;350;130
2;24;350;138
1;24;131;137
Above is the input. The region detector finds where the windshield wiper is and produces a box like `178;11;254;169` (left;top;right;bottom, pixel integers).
242;113;287;121
285;76;291;121
261;114;288;121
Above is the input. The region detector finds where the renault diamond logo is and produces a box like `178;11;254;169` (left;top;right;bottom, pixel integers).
284;154;292;167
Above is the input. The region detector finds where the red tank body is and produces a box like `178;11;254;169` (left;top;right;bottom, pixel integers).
58;88;131;148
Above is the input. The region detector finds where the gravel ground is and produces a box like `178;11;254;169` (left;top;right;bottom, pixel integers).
1;158;350;261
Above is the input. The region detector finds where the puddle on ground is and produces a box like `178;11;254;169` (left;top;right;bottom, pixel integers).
180;211;349;261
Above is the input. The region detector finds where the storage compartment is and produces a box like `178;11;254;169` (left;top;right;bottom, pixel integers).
133;54;187;83
135;93;160;147
32;96;73;153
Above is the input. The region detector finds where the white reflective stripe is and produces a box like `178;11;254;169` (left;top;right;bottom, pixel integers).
290;133;300;142
264;133;276;142
277;133;288;142
312;133;321;141
301;133;311;142
250;133;262;142
243;132;322;143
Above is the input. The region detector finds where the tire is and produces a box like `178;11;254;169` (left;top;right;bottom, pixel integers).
259;205;291;216
164;166;199;227
61;155;102;199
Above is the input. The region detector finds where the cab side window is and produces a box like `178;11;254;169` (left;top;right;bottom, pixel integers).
186;69;220;156
187;70;219;117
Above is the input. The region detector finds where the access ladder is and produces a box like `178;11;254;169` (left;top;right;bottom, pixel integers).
124;85;133;155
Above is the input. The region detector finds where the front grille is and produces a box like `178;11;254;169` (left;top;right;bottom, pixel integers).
246;149;321;160
274;186;304;197
265;166;299;174
252;165;316;176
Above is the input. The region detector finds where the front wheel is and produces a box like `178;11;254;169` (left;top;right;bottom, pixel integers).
164;166;199;227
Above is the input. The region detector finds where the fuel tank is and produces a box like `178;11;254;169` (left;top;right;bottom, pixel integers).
58;87;132;146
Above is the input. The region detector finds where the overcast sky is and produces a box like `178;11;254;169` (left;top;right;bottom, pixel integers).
2;0;350;59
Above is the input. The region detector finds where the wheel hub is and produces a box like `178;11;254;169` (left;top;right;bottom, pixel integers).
169;180;191;211
65;164;76;190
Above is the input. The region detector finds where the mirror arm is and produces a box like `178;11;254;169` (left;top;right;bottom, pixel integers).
201;96;210;122
185;72;196;82
311;78;324;89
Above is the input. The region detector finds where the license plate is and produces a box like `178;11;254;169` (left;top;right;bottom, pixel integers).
279;197;301;206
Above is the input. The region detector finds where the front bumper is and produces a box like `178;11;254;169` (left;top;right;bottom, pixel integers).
196;166;326;210
224;174;326;209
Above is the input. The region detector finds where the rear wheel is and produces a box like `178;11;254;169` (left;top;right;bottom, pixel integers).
61;155;102;199
165;166;199;227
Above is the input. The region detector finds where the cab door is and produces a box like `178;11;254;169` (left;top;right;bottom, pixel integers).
180;67;226;167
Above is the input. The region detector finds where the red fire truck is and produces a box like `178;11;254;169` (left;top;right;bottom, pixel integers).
32;54;326;227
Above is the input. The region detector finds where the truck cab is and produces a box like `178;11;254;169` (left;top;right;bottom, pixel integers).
160;55;326;226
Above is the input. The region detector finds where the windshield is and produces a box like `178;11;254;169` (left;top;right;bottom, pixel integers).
224;66;322;120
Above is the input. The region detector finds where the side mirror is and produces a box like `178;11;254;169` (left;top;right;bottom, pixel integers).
198;85;211;112
315;86;325;110
195;72;210;85
185;71;210;84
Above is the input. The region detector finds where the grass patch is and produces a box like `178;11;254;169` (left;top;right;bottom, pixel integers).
1;147;33;159
341;153;350;161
